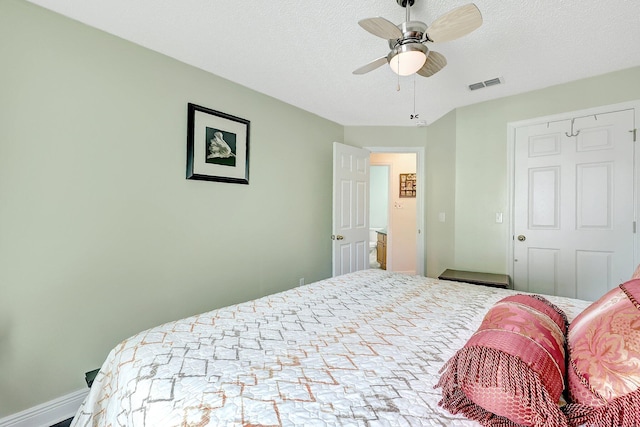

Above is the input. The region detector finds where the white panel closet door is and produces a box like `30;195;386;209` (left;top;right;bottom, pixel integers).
513;109;635;300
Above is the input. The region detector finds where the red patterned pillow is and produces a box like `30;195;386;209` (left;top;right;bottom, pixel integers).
437;294;569;427
564;279;640;427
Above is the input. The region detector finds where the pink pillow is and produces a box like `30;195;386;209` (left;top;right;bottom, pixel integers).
632;264;640;280
437;295;569;427
564;279;640;427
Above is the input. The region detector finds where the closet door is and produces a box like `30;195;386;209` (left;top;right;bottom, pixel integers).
513;109;635;300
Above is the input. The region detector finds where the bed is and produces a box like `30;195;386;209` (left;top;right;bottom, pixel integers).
70;269;591;426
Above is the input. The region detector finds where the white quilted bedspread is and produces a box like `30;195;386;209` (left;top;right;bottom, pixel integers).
71;270;590;426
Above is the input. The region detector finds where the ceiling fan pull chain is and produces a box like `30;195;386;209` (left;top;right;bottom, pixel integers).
413;76;417;116
410;75;419;120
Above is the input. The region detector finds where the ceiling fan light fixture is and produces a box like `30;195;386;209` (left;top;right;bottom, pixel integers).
388;43;427;76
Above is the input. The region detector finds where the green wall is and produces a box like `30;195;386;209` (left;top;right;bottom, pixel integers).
0;0;342;416
453;67;640;274
423;110;456;278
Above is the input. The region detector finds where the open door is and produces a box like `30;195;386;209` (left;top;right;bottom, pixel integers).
332;142;370;276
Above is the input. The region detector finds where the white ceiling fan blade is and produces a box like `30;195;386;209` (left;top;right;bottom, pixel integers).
416;51;447;77
353;56;388;75
358;17;403;40
427;3;482;43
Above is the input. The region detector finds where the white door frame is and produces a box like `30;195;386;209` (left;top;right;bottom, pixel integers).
366;146;425;276
506;100;639;287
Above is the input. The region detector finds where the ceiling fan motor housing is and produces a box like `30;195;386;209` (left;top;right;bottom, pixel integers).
388;21;427;49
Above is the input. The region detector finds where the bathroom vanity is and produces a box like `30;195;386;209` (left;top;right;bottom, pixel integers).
376;231;387;270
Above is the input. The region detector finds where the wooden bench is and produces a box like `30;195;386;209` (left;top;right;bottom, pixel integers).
438;269;512;290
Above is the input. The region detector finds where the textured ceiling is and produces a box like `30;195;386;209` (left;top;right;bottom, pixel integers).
25;0;640;126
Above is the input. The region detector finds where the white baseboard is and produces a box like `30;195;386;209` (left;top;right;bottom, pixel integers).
0;389;88;427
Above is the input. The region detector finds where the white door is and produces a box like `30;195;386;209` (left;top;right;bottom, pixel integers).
513;108;635;300
332;142;370;276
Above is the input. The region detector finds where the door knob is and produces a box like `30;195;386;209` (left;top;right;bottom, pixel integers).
517;235;526;242
331;235;345;240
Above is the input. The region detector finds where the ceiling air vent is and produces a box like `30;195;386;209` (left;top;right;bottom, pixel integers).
468;76;504;91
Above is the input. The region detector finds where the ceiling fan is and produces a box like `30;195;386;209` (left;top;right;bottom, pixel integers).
353;0;482;77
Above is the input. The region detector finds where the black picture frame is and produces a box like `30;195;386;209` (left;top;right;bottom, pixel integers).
186;103;250;184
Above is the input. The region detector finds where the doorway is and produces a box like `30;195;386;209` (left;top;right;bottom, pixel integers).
368;148;424;275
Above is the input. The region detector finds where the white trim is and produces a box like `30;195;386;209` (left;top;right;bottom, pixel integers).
366;146;426;276
506;123;516;288
0;389;88;427
506;100;640;289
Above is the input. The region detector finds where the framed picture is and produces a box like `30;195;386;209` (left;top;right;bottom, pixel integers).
399;173;416;198
186;103;250;184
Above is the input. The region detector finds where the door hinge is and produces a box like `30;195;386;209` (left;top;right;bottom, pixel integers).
634;221;637;234
631;129;637;142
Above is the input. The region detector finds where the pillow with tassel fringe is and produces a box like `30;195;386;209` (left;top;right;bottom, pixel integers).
436;294;569;427
564;279;640;427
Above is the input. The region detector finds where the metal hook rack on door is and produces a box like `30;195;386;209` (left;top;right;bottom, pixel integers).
565;118;580;137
